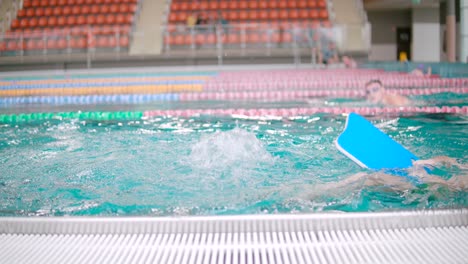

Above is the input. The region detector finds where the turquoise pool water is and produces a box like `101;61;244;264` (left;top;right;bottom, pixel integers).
0;112;466;216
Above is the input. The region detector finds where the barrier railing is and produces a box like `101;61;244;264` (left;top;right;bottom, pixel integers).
0;22;371;66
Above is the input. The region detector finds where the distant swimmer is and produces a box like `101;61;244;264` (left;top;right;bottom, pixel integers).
410;64;432;77
365;79;411;107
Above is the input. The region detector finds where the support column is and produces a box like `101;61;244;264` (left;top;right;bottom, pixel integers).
461;0;468;62
446;0;456;62
412;6;441;62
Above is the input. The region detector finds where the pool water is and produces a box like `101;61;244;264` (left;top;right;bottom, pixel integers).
0;113;466;216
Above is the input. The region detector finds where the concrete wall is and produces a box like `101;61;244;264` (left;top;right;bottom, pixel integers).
412;7;441;62
367;10;411;61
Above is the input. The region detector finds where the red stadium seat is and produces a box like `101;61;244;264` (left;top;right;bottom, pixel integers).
290;10;299;20
17;9;26;17
19;19;29;29
171;2;180;11
239;11;248;20
228;11;239;21
26;9;35;17
77;15;86;25
63;6;71;16
319;10;328;19
208;2;218;10
308;0;317;8
219;1;228;10
249;1;258;9
47;39;58;50
116;14;125;24
96;15;105;24
35;8;44;17
318;0;327;8
269;10;279;20
105;14;116;24
119;4;129;13
298;0;307;8
81;5;90;14
100;5;110;14
67;0;77;5
227;34;240;44
76;0;85;5
72;6;81;16
49;0;58;6
37;17;47;27
259;10;268;20
239;1;248;9
57;16;66;26
23;0;32;8
278;1;287;9
48;17;57;27
110;4;119;13
119;35;129;47
248;10;258;20
91;5;100;14
228;1;238;9
11;19;20;29
199;1;209;10
53;7;62;16
44;7;53;16
279;10;288;20
247;34;259;43
67;16;77;26
35;39;45;50
29;17;38;28
57;38;67;49
58;0;67;5
288;1;297;8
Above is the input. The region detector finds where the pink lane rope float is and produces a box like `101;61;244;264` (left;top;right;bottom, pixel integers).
180;87;468;101
144;106;468;118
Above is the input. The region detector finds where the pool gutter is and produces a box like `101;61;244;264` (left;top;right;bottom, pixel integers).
1;209;467;263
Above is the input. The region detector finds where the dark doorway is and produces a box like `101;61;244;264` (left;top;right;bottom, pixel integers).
396;27;411;61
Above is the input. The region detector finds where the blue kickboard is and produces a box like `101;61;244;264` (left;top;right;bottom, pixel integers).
336;113;419;170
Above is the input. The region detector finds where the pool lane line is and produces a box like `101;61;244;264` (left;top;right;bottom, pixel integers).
0;71;219;81
1;106;466;123
0;111;144;123
0;94;180;106
180;88;468;101
0;84;203;97
0;76;213;87
0;80;206;90
144;106;468;117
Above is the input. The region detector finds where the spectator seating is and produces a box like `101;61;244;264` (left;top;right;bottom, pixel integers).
165;0;331;48
1;0;138;53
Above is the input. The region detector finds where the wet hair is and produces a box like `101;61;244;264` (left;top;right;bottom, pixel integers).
365;79;383;88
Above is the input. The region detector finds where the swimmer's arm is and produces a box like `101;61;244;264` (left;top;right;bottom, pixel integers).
413;156;467;169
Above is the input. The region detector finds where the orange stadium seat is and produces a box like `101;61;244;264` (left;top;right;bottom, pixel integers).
308;0;317;8
259;10;268;20
219;1;228;10
269;10;279;20
268;1;278;8
229;1;238;9
278;1;287;9
249;1;258;9
318;0;327;8
319;10;329;19
310;10;319;19
209;2;218;10
17;9;26;18
259;1;268;9
44;7;53;16
200;1;209;10
239;1;248;9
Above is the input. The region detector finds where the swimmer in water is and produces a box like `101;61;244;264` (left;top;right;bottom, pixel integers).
410;64;432;77
365;79;411;107
295;157;468;201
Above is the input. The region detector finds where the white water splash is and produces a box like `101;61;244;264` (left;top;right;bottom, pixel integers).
189;128;276;170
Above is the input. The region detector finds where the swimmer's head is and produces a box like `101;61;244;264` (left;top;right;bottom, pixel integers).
365;80;385;103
